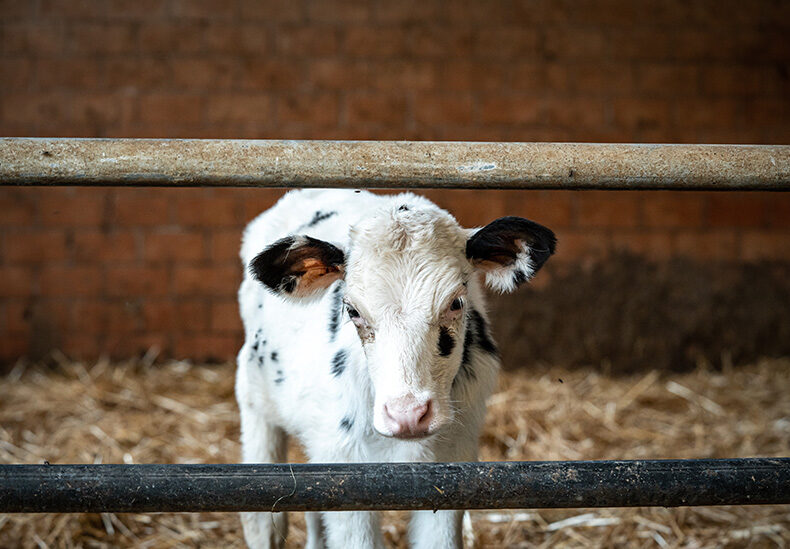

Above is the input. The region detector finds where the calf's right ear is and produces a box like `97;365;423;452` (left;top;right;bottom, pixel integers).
249;235;345;299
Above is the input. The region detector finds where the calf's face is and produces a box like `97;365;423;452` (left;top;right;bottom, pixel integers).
249;202;555;439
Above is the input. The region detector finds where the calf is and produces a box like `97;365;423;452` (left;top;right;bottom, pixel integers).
236;189;556;549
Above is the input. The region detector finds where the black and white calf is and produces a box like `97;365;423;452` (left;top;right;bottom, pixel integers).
236;189;556;549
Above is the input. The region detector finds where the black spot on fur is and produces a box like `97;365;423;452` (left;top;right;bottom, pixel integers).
331;349;347;377
258;356;264;367
328;282;345;341
274;369;284;384
249;235;345;295
438;327;455;357
398;204;409;211
302;210;337;229
270;351;278;361
251;342;259;352
470;309;498;355
455;319;477;387
340;417;353;431
466;216;556;276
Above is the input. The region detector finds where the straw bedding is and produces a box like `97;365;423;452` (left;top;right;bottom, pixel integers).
1;354;788;548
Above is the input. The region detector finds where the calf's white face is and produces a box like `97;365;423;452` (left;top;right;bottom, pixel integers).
249;200;555;439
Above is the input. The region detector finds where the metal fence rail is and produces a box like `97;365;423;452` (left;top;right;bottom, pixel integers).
2;459;788;513
1;138;789;190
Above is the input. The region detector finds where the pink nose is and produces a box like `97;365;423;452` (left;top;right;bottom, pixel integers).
383;394;434;438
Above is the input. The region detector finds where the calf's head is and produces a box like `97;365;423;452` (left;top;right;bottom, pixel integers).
250;199;555;439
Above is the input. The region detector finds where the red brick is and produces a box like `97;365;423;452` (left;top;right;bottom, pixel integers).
170;0;236;19
205;23;270;54
0;0;39;18
69;23;138;54
607;27;673;60
211;300;241;332
278;93;340;126
104;57;170;90
172;57;240;90
542;97;606;128
138;93;203;126
410;26;474;58
552;229;610;262
369;61;437;91
612;98;671;131
438;60;509;92
173;333;241;361
71;301;110;334
142;299;210;332
59;334;102;360
709;194;766;227
114;192;170;226
138;22;204;53
577;192;641;228
672;98;740;131
106;266;169;297
569;63;634;95
144;231;205;262
2;300;32;334
71;230;137;262
511;62;569;92
173;266;240;296
3;23;65;55
36;57;104;90
174;195;238;227
104;333;170;358
70;93;128;131
635;64;699;97
0;335;30;362
767;195;790;228
642;193;706;228
543;27;607;60
40;266;102;297
39;194;105;227
276;25;339;56
239;190;284;221
38;0;106;18
0;267;35;297
740;231;790;261
239;0;303;21
701;65;764;97
1;93;70;128
104;301;142;333
239;59;302;90
480;96;541;125
4;230;69;263
205;93;273;126
610;231;674;260
675;230;738;260
474;27;540;58
343;26;410;57
1;57;35;91
374;0;443;23
498;191;574;228
0;190;37;226
306;0;371;23
210;229;243;262
106;0;168;18
306;59;369;90
346;93;406;126
415;94;473;125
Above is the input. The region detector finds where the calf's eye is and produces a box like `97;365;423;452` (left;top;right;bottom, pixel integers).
450;298;464;311
347;305;361;319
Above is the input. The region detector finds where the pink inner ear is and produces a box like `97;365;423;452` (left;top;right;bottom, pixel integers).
293;262;344;295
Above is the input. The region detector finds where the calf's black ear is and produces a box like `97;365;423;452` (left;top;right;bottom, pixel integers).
250;235;345;299
466;216;556;293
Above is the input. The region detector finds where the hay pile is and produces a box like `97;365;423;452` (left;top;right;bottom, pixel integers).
1;354;788;548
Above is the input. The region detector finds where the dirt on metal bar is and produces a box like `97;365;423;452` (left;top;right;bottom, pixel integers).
1;138;789;190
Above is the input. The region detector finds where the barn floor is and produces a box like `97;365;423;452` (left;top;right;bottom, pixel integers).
1;355;788;548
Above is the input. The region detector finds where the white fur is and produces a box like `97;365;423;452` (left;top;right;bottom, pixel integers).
236;190;503;549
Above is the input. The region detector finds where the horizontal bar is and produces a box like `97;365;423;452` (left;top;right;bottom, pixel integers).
1;459;788;513
1;139;789;190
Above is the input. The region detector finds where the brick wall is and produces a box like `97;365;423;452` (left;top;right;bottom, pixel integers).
1;0;788;363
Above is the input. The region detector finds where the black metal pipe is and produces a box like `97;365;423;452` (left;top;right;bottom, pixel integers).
1;458;788;513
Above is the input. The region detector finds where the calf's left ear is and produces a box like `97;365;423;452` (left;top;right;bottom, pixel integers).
466;216;556;293
249;235;345;299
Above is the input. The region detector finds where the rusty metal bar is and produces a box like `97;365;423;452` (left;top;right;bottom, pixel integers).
1;138;788;190
1;458;788;513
